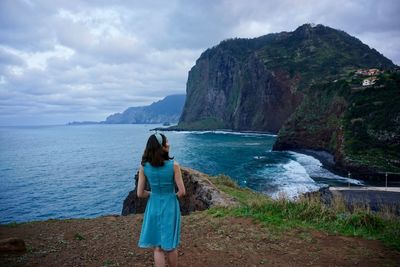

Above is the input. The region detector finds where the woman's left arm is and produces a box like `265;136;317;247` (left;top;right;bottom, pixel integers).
174;162;186;198
137;166;150;198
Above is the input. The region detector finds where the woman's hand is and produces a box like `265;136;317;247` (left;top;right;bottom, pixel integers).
176;191;185;198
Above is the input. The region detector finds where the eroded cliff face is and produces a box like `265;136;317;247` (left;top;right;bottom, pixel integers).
179;50;303;133
272;81;350;171
175;24;399;179
273;75;400;179
177;24;395;133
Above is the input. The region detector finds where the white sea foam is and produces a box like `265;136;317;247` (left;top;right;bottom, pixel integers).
172;130;277;137
260;151;364;200
266;159;322;200
288;151;363;185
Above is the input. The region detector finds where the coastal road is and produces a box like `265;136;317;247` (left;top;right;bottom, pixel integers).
329;187;400;214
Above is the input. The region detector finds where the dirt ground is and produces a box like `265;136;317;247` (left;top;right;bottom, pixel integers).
1;211;399;266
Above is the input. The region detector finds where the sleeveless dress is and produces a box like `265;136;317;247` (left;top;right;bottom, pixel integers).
138;160;181;251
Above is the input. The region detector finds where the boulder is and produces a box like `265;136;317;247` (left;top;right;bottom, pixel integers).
121;167;237;216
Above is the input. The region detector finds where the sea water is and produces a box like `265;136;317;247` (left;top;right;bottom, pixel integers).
0;124;362;224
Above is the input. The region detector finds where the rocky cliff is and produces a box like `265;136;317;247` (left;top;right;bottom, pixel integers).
273;71;400;179
174;23;399;179
178;50;303;132
121;167;237;216
176;24;394;133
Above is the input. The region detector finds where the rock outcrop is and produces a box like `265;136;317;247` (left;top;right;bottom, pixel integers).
178;49;303;132
272;73;400;179
176;24;394;133
172;23;399;179
121;167;237;216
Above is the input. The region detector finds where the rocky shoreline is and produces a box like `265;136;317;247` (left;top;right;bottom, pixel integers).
121;165;400;217
152;127;399;183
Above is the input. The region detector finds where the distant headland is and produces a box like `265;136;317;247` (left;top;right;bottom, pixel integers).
67;94;185;125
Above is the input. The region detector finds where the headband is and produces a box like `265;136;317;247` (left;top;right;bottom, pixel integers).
154;133;163;146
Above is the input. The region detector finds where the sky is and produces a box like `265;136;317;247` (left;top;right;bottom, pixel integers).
0;0;399;126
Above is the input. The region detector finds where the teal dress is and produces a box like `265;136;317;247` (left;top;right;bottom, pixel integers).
138;160;181;251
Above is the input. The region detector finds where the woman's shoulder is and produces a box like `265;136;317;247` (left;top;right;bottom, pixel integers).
173;160;180;170
167;159;177;166
143;160;175;168
142;162;153;169
142;162;149;167
164;159;178;168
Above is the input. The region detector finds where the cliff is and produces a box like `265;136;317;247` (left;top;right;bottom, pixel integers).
273;71;400;178
174;23;399;178
176;24;394;132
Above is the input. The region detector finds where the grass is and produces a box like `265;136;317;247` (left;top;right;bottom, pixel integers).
74;233;85;240
208;174;400;251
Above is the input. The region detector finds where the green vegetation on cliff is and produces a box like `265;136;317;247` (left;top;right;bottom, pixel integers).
275;71;400;174
178;23;399;177
342;72;400;172
180;24;395;129
258;24;393;89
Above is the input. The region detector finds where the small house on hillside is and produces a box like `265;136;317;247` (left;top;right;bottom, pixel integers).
367;68;380;75
356;68;381;76
362;77;377;86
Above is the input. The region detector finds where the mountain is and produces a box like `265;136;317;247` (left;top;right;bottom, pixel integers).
173;23;399;178
68;94;186;125
103;94;185;124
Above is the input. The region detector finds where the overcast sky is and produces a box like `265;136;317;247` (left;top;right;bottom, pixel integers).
0;0;399;126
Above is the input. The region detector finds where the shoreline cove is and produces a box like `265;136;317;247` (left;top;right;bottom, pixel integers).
1;124;395;225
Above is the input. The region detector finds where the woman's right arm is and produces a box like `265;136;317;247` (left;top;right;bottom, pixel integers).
137;166;150;198
174;162;186;198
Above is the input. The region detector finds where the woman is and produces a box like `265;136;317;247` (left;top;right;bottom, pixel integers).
137;132;186;267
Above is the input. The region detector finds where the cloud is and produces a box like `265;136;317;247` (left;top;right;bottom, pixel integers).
0;0;399;125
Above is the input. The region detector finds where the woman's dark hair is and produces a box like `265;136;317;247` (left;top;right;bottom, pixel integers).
141;133;173;167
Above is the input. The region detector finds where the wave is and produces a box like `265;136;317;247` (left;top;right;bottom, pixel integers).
288;151;363;185
246;142;261;145
256;150;363;200
266;159;322;199
171;130;277;137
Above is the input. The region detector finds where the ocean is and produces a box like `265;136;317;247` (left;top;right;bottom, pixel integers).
0;124;362;224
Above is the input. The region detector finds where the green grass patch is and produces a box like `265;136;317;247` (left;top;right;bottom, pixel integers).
74;233;85;240
208;175;400;250
2;221;20;228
